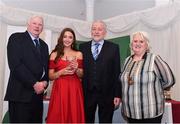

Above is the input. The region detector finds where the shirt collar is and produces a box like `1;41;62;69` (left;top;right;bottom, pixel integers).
28;31;39;41
92;40;104;46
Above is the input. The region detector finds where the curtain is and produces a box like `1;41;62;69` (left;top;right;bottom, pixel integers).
1;1;180;120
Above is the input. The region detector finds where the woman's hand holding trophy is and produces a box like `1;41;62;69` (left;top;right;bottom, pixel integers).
65;56;78;75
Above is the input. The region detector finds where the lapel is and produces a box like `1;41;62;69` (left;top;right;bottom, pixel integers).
39;39;46;62
87;41;94;61
87;40;107;61
95;40;107;61
24;31;42;62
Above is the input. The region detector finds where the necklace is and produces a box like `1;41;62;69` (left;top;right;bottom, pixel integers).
128;75;134;85
126;60;140;85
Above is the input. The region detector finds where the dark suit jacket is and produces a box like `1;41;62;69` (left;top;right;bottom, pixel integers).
4;31;49;103
79;40;121;102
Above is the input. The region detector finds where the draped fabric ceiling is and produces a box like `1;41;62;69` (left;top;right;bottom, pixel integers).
1;1;180;120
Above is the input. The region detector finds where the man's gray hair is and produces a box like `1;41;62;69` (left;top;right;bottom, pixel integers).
92;20;107;30
27;15;44;25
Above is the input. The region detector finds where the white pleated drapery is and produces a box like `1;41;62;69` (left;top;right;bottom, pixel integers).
1;1;180;120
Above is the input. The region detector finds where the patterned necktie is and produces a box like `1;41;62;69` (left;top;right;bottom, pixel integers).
34;39;40;54
93;43;100;60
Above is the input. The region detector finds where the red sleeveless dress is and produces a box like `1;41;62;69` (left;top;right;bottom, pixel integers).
46;59;85;123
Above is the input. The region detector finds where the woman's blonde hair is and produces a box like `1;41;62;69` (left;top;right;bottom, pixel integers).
130;31;151;53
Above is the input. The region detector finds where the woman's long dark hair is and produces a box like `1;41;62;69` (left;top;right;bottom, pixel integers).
51;28;77;63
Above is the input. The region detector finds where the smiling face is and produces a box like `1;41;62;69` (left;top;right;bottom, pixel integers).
63;31;74;48
91;21;107;42
131;33;148;56
27;16;43;38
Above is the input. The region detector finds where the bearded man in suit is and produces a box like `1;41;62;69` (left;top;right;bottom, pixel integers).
79;20;121;123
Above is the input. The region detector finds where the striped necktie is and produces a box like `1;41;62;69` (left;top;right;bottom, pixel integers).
93;43;100;60
34;39;40;54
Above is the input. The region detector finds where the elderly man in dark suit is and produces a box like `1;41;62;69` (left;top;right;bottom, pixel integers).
4;15;49;123
79;20;121;123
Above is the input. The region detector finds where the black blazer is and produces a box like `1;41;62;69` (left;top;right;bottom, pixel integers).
4;31;49;102
79;40;121;101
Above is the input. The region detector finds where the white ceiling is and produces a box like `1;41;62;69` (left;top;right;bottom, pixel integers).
2;0;155;20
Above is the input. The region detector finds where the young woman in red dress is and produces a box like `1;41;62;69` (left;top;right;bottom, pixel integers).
46;28;85;123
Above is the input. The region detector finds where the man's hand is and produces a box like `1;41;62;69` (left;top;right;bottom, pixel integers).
42;81;48;88
114;97;121;110
33;81;47;94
